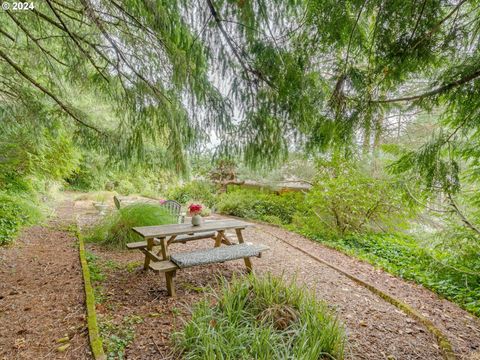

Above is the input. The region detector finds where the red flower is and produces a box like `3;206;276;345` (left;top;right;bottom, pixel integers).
188;203;202;215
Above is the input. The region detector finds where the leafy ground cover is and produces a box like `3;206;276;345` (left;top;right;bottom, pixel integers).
303;232;480;316
175;273;345;360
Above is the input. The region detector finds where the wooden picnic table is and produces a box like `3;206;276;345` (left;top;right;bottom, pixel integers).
129;219;268;297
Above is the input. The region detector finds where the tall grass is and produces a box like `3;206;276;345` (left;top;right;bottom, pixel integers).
175;273;345;360
86;203;174;248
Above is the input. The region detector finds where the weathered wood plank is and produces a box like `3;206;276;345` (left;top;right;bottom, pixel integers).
127;232;216;249
140;249;164;262
168;231;216;244
159;237;169;260
133;219;252;238
214;230;225;248
127;238;161;249
165;271;176;297
149;260;178;272
143;237;154;270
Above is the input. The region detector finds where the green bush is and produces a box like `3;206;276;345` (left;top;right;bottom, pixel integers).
167;180;217;207
297;158;417;237
86;203;175;248
175;274;345;359
65;151;173;196
216;188;303;224
0;192;42;246
0;172;35;194
115;179;137;196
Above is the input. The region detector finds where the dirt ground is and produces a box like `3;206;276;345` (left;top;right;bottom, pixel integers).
1;195;479;360
0;200;90;360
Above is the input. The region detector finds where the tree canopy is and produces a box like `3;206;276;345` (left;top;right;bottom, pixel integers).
1;0;479;176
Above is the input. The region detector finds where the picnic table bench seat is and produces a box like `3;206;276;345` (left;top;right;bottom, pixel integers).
170;243;269;268
146;243;269;272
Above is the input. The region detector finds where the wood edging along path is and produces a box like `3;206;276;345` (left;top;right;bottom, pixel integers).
76;226;106;360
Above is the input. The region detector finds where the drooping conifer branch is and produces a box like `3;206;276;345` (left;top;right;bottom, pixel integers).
375;68;480;103
0;49;103;133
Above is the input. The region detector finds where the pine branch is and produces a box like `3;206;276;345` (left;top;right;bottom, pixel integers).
206;0;252;83
206;0;275;88
447;192;480;235
0;48;103;134
6;11;69;67
44;0;110;82
408;0;427;42
108;0;168;51
80;0;171;103
374;68;480;103
0;27;15;42
0;88;16;98
410;0;468;51
344;0;367;72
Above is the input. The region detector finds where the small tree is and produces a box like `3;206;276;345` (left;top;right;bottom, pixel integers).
209;158;244;193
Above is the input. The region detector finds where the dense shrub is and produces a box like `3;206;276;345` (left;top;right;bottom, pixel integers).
86;203;175;248
175;274;345;359
216;188;303;224
65;152;173;197
0;172;35;194
297;158;417;236
0;192;42;246
167;180;217;207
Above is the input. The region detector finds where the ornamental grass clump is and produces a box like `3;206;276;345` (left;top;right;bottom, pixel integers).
86;203;174;248
175;273;345;360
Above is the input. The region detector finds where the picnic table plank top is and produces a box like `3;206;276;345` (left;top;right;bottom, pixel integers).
132;219;252;238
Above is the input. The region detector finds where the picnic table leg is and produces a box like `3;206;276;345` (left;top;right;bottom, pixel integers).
214;230;225;248
235;229;253;273
143;237;153;270
165;272;176;297
160;237;176;297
